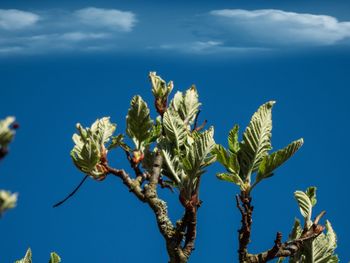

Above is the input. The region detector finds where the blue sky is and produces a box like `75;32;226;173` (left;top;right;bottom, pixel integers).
0;0;349;262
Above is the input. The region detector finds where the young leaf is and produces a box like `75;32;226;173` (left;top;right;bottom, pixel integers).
216;172;243;186
15;248;32;263
126;95;153;150
187;127;216;176
91;117;116;145
0;190;18;216
306;186;317;207
71;118;115;179
169;86;201;125
49;252;61;263
212;145;230;168
161;149;182;184
288;218;302;241
228;124;240;154
212;144;240;176
0;116;16;148
239;101;275;181
150;72;173;99
300;220;339;263
108;134;130;151
256;138;304;183
163;109;187;150
294;190;312;222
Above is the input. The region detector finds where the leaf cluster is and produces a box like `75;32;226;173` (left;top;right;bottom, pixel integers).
290;187;339;263
213;101;303;192
70;117;116;180
15;248;61;263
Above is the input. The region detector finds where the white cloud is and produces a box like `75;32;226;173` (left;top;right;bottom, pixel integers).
158;41;269;55
0;7;137;55
74;7;136;32
160;41;222;53
60;32;110;42
207;9;350;46
0;9;39;30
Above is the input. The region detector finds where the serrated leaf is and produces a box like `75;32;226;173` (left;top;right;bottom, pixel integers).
256;138;304;183
217;172;243;186
49;252;61;263
169;86;201;125
144;119;162;146
306;186;317;207
71;117;115;179
163;109;187;150
299;220;338;263
228;124;240;154
239;101;275;181
188;127;216;175
212;144;240;176
15;248;32;263
126;95;153;150
294;190;312;222
161;149;182;184
91;117;116;145
212;145;231;168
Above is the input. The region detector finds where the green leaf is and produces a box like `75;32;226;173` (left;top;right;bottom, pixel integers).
299;220;339;263
71;117;116;179
294;190;312;222
256;138;304;183
216;172;243;186
212;144;240;176
15;248;32;263
212;145;231;168
163;109;187;150
49;252;61;263
288;218;302;241
144;117;162;146
228;124;240;154
188;127;216;175
161;149;182;184
108;134;130;151
0;116;16;148
91;117;116;145
126;95;153;150
150;72;173;99
169;86;201;125
306;186;317;207
239;101;275;181
0;190;18;217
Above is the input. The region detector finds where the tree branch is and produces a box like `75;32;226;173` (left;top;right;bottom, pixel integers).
107;166;145;202
236;192;254;262
236;192;326;263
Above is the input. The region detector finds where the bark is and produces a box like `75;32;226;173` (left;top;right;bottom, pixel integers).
236;191;326;263
108;152;198;263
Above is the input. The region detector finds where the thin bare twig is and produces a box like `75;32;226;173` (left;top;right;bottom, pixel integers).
53;175;89;208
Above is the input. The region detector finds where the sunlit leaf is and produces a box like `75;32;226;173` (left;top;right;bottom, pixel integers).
126;95;153;150
256;138;303;183
239;101;275;181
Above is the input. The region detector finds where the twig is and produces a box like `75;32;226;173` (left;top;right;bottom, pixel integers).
53;175;89;208
107;166;145;202
192;110;201;131
243;207;327;262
